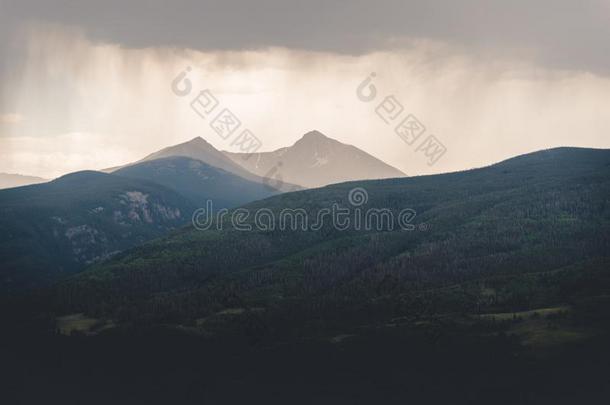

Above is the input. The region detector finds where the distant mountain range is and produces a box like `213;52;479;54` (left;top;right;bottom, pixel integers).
11;131;606;301
0;173;48;190
1;130;407;288
105;136;301;192
224;130;406;188
107;131;405;190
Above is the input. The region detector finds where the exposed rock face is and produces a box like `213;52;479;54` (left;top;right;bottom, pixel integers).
121;191;153;223
59;191;186;264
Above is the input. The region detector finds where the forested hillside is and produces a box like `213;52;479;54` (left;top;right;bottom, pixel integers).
3;147;610;404
0;171;195;290
55;148;610;338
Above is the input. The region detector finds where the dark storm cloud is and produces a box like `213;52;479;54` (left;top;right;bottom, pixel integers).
1;0;609;74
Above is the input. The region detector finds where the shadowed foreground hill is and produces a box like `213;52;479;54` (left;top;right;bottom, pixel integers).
59;147;610;332
4;147;610;405
0;171;196;290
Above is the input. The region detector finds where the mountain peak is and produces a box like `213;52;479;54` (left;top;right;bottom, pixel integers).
186;136;211;146
225;130;406;188
295;130;336;148
301;130;329;141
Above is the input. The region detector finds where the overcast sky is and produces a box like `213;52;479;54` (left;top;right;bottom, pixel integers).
1;0;609;178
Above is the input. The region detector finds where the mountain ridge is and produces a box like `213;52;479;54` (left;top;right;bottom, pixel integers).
224;130;406;188
113;155;282;208
0;172;48;190
104;136;301;192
